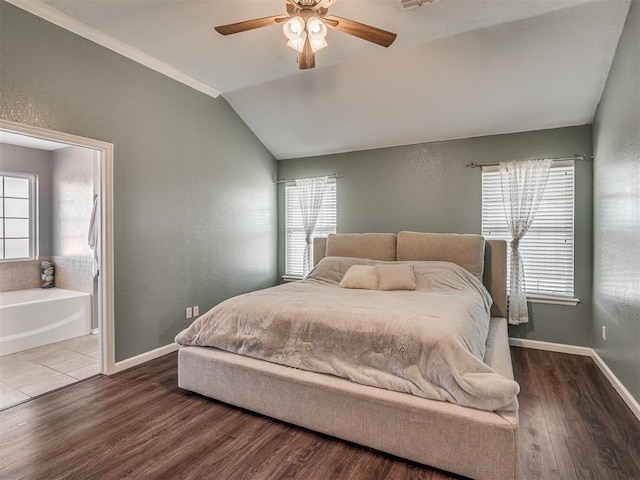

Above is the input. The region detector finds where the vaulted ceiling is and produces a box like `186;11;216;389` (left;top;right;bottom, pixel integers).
10;0;631;159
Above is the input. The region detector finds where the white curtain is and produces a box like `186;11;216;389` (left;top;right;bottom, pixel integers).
295;176;329;277
500;159;552;325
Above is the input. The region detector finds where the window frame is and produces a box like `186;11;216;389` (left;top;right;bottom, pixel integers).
0;171;38;262
284;177;337;279
481;160;578;305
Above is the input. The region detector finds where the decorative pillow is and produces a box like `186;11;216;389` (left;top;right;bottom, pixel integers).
396;231;486;280
377;264;417;291
339;265;379;290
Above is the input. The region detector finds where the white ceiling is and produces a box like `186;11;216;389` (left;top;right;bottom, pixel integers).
12;0;631;159
0;131;69;151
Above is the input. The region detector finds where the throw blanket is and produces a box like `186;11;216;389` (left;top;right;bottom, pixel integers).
176;257;520;411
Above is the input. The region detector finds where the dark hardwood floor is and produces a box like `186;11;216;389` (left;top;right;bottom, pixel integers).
1;347;638;480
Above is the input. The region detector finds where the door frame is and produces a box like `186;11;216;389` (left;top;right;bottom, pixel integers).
0;119;116;375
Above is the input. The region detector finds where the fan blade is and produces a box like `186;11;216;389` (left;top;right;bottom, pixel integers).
325;15;396;47
298;35;316;69
215;15;288;35
320;16;338;27
313;0;340;10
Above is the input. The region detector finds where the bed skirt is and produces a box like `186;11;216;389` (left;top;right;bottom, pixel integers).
178;317;519;480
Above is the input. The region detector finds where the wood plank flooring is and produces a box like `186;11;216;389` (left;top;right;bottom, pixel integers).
0;347;638;480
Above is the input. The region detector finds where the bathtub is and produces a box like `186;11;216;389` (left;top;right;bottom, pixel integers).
0;288;91;356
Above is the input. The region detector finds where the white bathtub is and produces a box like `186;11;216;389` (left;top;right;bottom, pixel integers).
0;288;91;356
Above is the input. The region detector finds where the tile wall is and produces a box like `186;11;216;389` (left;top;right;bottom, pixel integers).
0;258;52;293
0;256;92;294
52;256;93;294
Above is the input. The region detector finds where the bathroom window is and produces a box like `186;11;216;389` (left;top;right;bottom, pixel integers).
0;172;37;260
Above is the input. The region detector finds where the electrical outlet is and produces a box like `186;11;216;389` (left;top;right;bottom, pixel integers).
602;325;607;341
193;306;199;316
186;307;193;319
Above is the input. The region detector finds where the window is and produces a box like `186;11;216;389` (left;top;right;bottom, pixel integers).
481;161;574;298
285;177;337;278
0;172;37;260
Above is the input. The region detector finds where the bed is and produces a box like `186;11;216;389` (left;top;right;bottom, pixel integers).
177;232;519;479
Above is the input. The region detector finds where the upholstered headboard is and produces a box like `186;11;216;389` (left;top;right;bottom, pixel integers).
313;232;507;318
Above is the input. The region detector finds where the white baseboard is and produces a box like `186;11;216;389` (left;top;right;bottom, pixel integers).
510;337;640;422
112;342;180;374
508;337;592;356
591;351;640;421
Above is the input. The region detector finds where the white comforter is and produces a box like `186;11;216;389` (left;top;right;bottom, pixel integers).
175;257;520;411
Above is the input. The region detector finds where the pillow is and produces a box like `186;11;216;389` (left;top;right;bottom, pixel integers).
377;264;417;291
339;265;379;290
396;231;486;280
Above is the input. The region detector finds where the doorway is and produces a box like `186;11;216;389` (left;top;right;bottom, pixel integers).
0;119;114;409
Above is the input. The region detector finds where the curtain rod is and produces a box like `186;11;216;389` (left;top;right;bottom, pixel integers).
274;173;343;184
465;154;593;169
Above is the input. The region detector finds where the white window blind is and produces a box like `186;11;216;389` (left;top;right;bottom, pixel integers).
285;178;337;278
0;172;37;261
482;161;574;297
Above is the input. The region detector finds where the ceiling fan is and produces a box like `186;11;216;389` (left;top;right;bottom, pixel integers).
214;0;397;70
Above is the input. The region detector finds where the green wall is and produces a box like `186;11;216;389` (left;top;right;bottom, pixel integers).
278;126;593;346
0;2;278;361
592;0;639;402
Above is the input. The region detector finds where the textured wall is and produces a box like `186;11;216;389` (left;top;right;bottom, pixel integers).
278;126;594;346
0;143;53;256
0;2;278;361
592;0;639;402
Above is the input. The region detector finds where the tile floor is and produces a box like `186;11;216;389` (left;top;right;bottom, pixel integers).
0;334;100;409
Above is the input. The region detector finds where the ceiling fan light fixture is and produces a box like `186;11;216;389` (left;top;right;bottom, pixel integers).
310;37;328;52
283;16;305;39
307;17;327;38
306;16;328;52
287;31;307;52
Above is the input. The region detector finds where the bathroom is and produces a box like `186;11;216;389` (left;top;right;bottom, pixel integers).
0;133;100;409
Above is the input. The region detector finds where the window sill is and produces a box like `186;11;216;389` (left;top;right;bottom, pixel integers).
0;258;36;263
526;294;580;306
282;275;303;283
